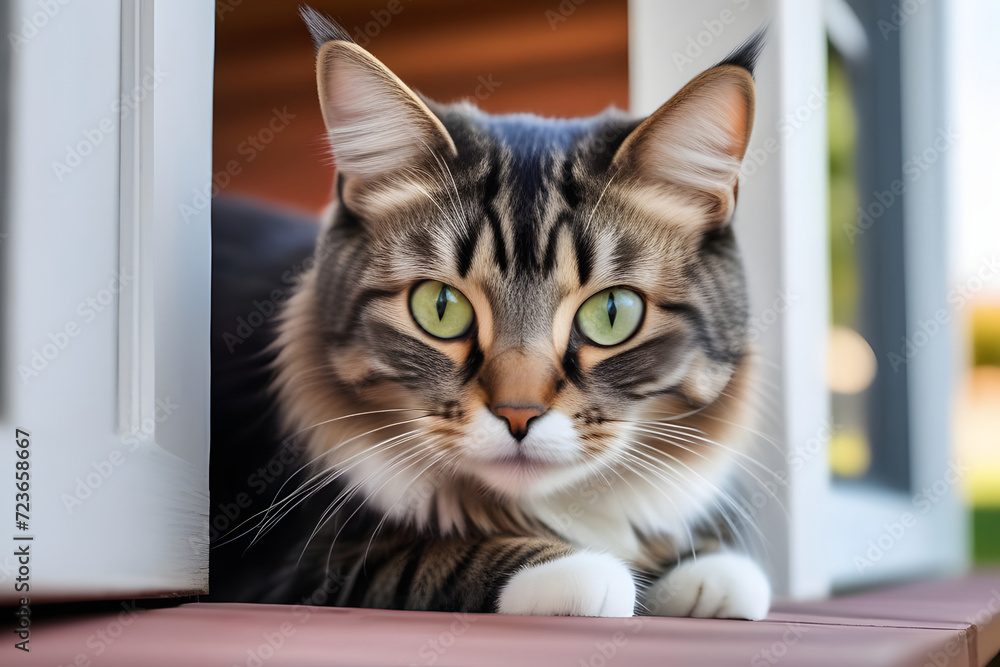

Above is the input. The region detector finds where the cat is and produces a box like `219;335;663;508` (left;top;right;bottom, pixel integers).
256;6;771;619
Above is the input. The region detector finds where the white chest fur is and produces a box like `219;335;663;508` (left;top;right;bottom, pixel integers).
521;457;735;563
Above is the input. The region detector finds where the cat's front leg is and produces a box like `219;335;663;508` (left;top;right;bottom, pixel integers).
352;536;636;617
498;550;636;617
642;552;770;620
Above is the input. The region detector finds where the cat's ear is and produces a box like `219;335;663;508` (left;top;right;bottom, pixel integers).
612;32;763;229
301;7;456;183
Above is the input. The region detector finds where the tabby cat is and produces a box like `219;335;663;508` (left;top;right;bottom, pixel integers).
263;7;771;619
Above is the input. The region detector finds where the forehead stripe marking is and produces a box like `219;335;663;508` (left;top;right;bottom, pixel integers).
484;156;509;273
555;156;595;284
510;152;554;272
456;157;508;277
541;215;568;274
572;226;595;284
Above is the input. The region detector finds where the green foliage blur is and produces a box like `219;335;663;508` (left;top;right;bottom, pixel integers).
828;45;859;329
972;307;1000;367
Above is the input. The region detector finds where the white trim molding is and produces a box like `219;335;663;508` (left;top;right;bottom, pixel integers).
0;0;213;603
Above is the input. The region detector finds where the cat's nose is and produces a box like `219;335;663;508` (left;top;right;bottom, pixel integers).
491;404;545;441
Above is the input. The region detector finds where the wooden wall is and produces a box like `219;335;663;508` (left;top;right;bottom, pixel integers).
213;0;629;213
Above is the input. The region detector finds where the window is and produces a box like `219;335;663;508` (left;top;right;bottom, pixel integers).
630;0;964;597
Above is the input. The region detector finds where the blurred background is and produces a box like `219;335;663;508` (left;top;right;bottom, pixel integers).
213;0;629;211
212;0;999;573
4;0;995;610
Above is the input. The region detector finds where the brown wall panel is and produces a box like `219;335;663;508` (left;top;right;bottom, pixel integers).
213;0;629;212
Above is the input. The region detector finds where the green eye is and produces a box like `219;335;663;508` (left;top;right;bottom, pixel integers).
410;281;474;339
575;287;644;346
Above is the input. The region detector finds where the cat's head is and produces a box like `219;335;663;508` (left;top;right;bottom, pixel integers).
275;8;761;524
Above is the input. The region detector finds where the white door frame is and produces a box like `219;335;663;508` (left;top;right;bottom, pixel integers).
0;0;214;603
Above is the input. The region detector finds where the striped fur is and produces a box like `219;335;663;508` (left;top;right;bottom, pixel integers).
263;8;771;619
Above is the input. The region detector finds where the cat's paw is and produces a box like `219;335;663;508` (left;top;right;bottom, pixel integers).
497;552;636;617
644;552;770;620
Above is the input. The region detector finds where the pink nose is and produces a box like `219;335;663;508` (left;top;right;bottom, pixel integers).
491;404;545;441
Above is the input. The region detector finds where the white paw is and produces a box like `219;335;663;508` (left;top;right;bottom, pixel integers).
497;552;636;617
645;553;770;620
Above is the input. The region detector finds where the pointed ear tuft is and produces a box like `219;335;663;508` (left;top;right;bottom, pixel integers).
613;61;757;228
714;26;767;77
299;6;353;50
